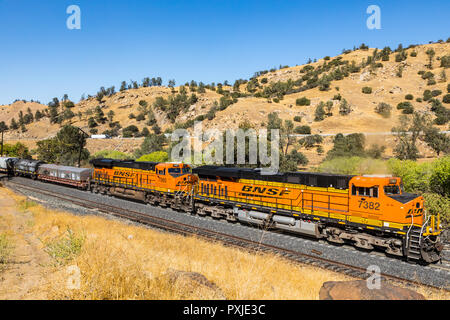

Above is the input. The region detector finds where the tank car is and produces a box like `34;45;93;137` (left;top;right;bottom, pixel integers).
0;157;18;175
14;159;44;179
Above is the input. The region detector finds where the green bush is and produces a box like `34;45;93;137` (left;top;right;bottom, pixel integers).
362;87;372;94
440;55;450;68
45;229;84;265
422;193;450;225
296;97;311;106
293;116;302;122
427;79;437;86
405;94;414;100
402;105;414;114
421;71;434;80
443;94;450;104
136;151;169;162
375;102;392;118
416;98;423;102
423;90;432;101
431;90;442;97
387;157;450;224
396;101;412;110
294;125;311;134
92;150;133;160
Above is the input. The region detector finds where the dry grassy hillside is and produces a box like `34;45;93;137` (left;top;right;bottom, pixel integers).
1;42;449;162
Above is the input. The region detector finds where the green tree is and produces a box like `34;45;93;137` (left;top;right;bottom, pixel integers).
339;99;351;115
10;118;19;130
375;102;392;118
134;133;167;158
422;126;450;156
36;125;89;165
425;48;435;69
0;121;8;132
326;133;366;159
314;102;326;121
2;142;31;158
392;112;426;160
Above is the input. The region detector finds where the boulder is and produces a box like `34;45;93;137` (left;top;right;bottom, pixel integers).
163;269;226;300
319;280;425;300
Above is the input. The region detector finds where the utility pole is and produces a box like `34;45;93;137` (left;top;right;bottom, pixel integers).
1;130;3;157
76;127;89;168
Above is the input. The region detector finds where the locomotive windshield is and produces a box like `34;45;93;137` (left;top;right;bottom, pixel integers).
384;185;401;195
168;167;191;177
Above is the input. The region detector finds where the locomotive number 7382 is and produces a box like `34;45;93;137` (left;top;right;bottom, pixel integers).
358;199;380;210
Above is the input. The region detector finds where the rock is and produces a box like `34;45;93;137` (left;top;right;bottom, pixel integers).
163;269;226;300
319;280;425;300
389;86;402;94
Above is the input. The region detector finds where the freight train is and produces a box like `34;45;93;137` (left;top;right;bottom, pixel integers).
0;156;443;264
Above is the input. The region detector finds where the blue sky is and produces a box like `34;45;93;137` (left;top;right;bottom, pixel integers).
0;0;449;105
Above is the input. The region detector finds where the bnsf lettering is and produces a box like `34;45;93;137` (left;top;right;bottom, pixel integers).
113;171;135;178
241;185;290;196
406;208;423;218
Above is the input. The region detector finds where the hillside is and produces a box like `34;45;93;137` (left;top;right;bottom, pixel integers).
1;41;449;164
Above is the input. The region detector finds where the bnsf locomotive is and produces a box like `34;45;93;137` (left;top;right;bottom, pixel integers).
0;156;443;263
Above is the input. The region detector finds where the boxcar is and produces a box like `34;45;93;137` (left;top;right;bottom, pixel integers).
37;164;92;189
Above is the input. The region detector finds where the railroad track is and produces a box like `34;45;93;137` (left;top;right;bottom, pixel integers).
4;178;449;291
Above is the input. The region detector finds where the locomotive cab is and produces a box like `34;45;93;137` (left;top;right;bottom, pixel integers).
155;163;197;190
349;176;425;225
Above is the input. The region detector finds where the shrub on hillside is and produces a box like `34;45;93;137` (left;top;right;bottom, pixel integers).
136;151;169;162
362;87;372;94
293;116;302;122
294;125;311;134
296;97;311;106
375;103;392;118
443;94;450;104
431;90;442;97
397;102;414;114
92;150;133;160
440;55;450;68
405;94;414;100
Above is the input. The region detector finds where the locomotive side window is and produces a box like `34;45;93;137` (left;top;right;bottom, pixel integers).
352;185;379;198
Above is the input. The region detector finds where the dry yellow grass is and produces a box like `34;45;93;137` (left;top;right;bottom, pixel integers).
0;187;447;300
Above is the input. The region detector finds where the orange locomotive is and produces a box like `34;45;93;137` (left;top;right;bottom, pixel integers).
88;159;442;263
90;159;196;211
192;166;442;263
